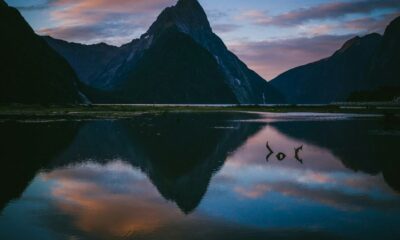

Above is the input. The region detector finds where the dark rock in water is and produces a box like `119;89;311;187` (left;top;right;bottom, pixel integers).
45;0;284;104
0;0;85;104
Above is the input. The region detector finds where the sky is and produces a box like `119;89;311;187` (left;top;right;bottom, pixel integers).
5;0;400;80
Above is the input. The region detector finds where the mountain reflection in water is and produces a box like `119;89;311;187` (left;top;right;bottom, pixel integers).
0;112;399;240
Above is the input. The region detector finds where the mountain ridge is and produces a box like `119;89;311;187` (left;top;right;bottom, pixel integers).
44;0;285;104
43;36;119;86
270;16;400;104
0;0;85;104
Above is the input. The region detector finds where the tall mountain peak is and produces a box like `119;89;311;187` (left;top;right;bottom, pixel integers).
176;0;202;8
146;0;211;37
46;0;284;104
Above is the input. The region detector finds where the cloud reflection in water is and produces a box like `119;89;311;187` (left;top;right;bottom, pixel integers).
1;113;400;240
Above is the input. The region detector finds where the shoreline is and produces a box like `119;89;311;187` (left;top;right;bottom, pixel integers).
0;104;399;120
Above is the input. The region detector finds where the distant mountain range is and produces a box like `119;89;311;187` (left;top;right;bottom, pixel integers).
270;16;400;104
44;0;284;104
0;0;85;104
1;0;399;104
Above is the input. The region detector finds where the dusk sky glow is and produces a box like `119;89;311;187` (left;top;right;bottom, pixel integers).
5;0;400;79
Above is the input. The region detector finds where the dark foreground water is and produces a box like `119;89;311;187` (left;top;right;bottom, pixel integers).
0;112;399;240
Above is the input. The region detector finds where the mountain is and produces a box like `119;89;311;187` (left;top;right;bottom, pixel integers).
0;1;85;104
270;16;400;104
367;16;400;89
349;17;400;102
103;26;239;103
270;34;382;104
45;0;284;104
43;36;119;87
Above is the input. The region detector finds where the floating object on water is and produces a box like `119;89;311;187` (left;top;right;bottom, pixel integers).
295;145;303;164
266;141;274;161
276;152;286;161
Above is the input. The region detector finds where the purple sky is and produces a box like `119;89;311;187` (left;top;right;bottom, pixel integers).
5;0;400;80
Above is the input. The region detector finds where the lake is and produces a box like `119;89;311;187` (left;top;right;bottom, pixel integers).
0;112;399;240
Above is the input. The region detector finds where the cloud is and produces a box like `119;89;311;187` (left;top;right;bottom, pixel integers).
39;12;147;45
15;4;50;11
229;12;398;80
235;184;271;199
41;160;338;239
213;23;241;33
238;10;272;25
35;0;175;45
206;9;229;21
299;12;400;35
270;181;400;211
227;172;400;211
343;12;400;33
15;0;399;74
42;161;198;238
229;35;352;80
240;0;400;26
13;0;59;11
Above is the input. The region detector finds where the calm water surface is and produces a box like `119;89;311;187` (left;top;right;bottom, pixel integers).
0;112;399;240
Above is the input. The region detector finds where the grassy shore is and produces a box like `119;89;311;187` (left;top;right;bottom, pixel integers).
0;103;399;120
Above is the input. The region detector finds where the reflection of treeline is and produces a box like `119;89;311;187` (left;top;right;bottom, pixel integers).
347;86;400;102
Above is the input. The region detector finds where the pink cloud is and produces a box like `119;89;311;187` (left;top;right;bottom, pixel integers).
37;0;175;45
228;35;351;80
235;184;271;199
240;0;400;26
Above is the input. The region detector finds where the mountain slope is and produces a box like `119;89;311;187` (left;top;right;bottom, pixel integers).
113;27;238;103
270;34;382;104
46;0;284;104
43;36;119;86
149;0;283;103
270;16;400;104
0;1;84;104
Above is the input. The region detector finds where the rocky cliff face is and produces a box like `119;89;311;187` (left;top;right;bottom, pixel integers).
0;0;85;104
